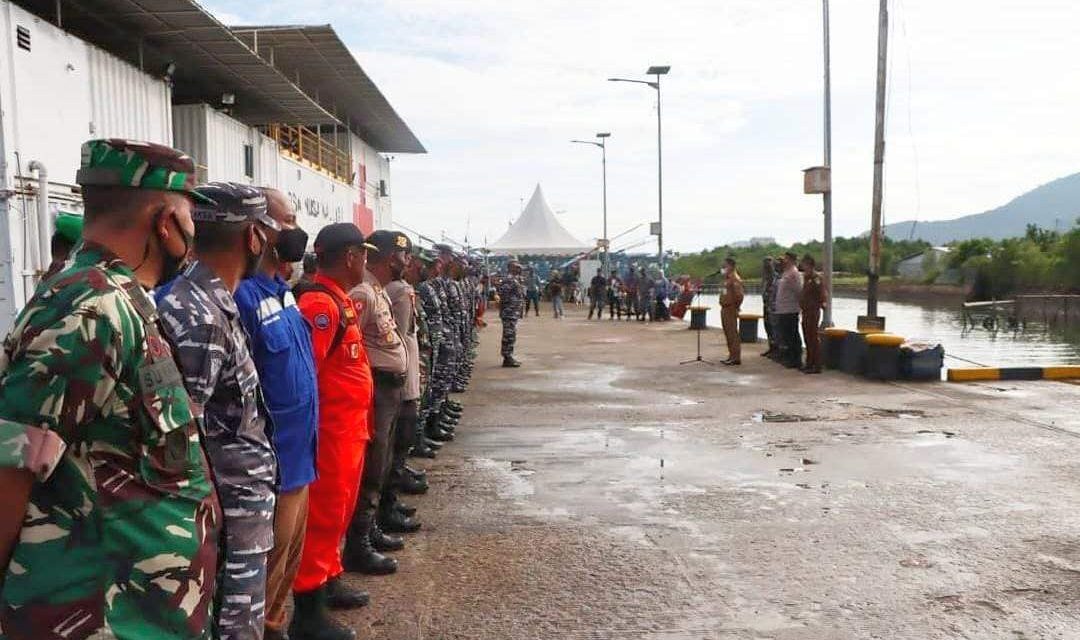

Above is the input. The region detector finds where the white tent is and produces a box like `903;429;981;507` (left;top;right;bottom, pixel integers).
488;184;592;256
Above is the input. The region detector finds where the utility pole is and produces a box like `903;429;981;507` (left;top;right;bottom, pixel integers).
822;0;834;327
600;134;609;274
655;72;664;275
865;0;888;327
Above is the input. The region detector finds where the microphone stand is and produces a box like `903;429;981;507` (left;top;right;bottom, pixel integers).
679;275;717;365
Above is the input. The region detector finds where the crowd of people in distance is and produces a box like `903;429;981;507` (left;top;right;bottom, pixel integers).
0;138;489;640
586;266;689;322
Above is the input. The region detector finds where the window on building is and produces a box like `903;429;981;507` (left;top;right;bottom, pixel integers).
243;144;254;179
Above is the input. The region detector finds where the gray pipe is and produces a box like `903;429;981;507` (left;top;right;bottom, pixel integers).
27;160;49;274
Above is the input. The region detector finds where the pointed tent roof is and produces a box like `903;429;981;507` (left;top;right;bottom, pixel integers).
488;185;591;256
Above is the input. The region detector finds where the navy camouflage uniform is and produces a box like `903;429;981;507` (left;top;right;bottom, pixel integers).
498;272;525;358
158;261;278;640
416;279;445;428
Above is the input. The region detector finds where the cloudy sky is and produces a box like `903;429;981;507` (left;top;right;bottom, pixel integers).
206;0;1080;253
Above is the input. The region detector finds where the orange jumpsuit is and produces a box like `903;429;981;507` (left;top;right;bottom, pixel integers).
294;274;374;593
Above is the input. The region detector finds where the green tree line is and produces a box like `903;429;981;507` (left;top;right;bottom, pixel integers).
671;220;1080;299
669;236;931;284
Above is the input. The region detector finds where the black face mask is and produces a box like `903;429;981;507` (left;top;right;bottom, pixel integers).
149;209;192;287
275;227;309;264
244;226;268;280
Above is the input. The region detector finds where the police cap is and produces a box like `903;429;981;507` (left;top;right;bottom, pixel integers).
192;182;279;230
367;229;413;255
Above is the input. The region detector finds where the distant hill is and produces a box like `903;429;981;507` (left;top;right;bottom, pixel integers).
883;173;1080;244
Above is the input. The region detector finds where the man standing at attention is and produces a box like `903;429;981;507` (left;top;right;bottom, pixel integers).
588;267;606;320
799;254;828;374
291;223;377;640
344;230;415;578
498;260;526;367
720;257;745;366
156;183;279;640
233;187;319;639
0;139;222;639
775;251;805;369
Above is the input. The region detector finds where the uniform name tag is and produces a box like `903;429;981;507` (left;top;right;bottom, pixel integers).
138;359;183;393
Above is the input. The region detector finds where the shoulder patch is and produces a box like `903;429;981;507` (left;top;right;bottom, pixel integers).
313;313;332;330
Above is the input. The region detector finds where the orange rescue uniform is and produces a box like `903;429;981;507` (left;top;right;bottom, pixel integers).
294;273;374;593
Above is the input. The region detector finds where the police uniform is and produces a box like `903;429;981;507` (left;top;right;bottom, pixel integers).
720;268;745;364
0;139;222;639
345;236;410;569
384;235;421;475
156;184;280;640
800;268;827;373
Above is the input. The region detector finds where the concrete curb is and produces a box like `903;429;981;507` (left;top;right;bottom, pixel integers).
947;366;1080;382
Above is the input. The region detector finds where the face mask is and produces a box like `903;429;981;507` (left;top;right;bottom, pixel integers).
156;210;192;286
244;226;268;279
275;227;309;264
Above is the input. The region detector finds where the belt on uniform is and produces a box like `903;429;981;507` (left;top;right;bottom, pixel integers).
373;369;407;388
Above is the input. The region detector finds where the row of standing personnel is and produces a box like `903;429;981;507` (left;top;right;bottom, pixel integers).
0;138;484;640
760;251;829;373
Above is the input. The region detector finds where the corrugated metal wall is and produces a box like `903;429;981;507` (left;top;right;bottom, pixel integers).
88;45;171;144
172;104;208;182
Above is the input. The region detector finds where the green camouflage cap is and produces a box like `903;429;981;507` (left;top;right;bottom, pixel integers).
76;138;215;205
53;211;84;245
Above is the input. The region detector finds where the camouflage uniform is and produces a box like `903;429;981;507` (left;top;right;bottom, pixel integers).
0;138;223;640
157;261;277;640
0;244;222;640
416;280;444;427
497;273;525;358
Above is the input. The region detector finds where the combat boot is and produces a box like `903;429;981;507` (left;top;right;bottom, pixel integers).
381;508;422;533
502;356;521;368
289;586;356;640
325;576;370;610
342;516;398;576
370;522;405;552
410;442;438;459
390;468;429;495
395;501;418;517
426;425;454;442
424;438;444;450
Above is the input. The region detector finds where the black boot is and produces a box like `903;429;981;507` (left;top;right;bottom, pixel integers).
391;468;429;495
410;442;438;459
380;507;422;534
502;356;521;368
370;522;405;552
342;515;398;576
426;426;454;442
289;586;356;640
424;438;444;450
325;576;370;610
446;399;463;412
403;464;427;481
395;501;417;517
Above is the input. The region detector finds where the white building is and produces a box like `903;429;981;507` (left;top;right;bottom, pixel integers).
0;1;424;332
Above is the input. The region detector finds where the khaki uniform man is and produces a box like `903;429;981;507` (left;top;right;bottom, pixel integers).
720;257;745;365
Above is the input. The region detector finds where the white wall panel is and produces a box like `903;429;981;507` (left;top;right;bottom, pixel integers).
88;45;171;144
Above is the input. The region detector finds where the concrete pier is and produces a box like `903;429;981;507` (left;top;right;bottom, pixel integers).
341;306;1080;639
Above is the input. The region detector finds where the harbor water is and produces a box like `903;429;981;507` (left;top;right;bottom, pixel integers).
689;293;1080;369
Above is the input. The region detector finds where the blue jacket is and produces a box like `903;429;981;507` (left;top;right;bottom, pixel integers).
234;273;318;492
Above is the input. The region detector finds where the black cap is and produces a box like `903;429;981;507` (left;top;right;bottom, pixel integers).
433;243;455;255
313;223;377;255
367;229;412;255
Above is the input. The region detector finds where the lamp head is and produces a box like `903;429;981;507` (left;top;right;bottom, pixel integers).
647;65;671;75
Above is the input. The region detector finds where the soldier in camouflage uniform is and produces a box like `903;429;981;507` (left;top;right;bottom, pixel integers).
156;183;280;640
407;249;440;459
414;253;451;448
498;260;526;367
0;139;222;639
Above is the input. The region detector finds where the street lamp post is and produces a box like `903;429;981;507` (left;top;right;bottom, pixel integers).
609;65;670;274
571;132;611;273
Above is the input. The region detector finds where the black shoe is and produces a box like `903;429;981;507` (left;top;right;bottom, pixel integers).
424;438;444;450
410;443;438;459
403;464;427;480
502;357;521;368
395;501;418;518
380;508;422;534
325;576;370;610
289;586;357;640
427;427;454;442
393;472;429;496
342;535;398;575
370;523;405;552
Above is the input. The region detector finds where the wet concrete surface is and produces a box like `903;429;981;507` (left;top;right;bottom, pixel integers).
339;306;1080;639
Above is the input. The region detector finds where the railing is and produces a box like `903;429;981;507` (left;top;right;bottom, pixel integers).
265;123;352;183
